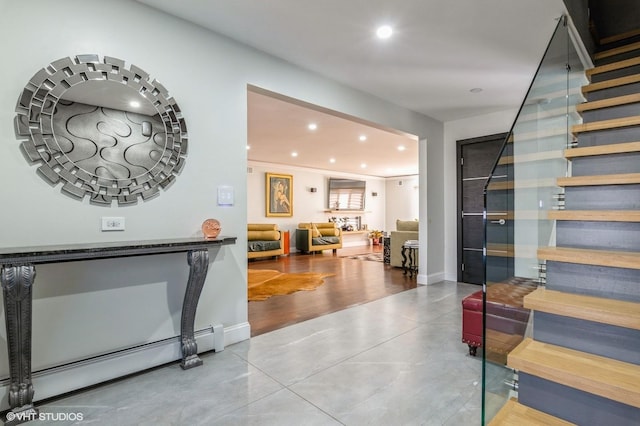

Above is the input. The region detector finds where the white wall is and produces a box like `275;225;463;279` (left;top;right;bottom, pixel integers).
0;0;443;403
247;162;385;249
442;109;518;282
385;176;419;232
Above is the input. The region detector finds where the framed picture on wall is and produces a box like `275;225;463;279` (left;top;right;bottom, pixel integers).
266;172;293;217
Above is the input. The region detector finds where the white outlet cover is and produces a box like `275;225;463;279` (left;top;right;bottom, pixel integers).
101;217;125;231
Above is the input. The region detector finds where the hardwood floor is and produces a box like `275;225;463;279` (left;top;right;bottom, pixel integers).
248;244;417;336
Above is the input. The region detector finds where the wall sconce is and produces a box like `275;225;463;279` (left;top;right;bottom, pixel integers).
309;187;317;193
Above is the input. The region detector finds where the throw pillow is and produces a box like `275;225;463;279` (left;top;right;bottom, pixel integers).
311;223;321;238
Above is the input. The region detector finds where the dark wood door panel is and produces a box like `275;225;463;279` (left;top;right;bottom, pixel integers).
462;140;504;179
462;250;483;285
486;256;514;284
457;133;508;284
462;180;487;213
487;190;512;212
486;220;512;244
462;216;483;249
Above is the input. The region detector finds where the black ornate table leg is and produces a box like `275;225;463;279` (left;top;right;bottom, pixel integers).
1;265;38;425
382;237;390;264
180;249;209;370
401;246;408;275
408;248;414;277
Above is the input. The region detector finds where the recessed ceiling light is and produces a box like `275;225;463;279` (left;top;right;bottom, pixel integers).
397;145;406;151
291;152;298;157
329;158;336;163
359;135;367;141
470;88;483;93
361;163;367;168
308;123;317;131
246;145;250;150
376;25;393;39
129;101;141;108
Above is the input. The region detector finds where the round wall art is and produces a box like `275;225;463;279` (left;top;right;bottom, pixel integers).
14;54;188;206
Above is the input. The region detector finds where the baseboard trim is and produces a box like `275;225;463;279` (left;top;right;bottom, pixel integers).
444;272;458;282
0;322;250;410
223;321;251;347
418;272;444;285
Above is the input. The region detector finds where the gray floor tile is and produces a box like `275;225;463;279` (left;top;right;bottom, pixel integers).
230;304;421;386
32;350;283;425
26;282;485;425
207;388;342;426
289;323;481;425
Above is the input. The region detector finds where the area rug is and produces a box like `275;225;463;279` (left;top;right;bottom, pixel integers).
248;269;334;301
342;252;384;262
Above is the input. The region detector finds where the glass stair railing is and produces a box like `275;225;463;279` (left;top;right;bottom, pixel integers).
481;15;588;424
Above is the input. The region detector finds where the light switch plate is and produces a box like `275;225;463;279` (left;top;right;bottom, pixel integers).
217;185;234;206
101;217;125;231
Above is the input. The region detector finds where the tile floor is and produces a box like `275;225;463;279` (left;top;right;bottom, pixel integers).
31;281;489;425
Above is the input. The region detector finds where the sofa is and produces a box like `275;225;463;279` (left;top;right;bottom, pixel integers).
461;277;537;358
389;220;419;267
247;224;284;259
296;222;342;254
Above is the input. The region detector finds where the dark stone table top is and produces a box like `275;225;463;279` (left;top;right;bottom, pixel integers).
0;236;237;265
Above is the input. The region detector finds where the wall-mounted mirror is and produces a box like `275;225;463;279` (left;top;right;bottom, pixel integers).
14;55;188;206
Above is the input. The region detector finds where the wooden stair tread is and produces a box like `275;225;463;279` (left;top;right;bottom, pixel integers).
489;398;576;426
488;210;542;220
594;40;640;60
576;93;640;112
508;338;640;408
557;173;640;187
488;178;556;191
547;210;640;222
538;246;640;270
487;244;538;259
564;141;640;158
600;29;640;46
498;150;562;165
506;126;569;144
582;74;640;94
486;329;524;355
586;56;640;79
487;243;514;257
524;288;640;330
571;116;640;134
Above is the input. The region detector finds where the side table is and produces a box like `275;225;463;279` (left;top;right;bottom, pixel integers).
282;230;290;255
382;236;391;264
401;240;419;277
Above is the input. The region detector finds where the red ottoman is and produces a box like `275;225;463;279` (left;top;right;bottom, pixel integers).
462;278;537;357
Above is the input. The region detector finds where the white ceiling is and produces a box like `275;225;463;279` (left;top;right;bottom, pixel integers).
137;0;567;177
248;87;419;177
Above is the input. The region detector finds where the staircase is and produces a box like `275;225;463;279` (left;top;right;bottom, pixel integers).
490;29;640;425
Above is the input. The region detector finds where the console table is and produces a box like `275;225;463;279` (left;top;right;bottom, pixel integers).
0;236;236;424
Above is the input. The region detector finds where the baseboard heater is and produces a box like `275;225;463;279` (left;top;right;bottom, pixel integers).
0;324;224;410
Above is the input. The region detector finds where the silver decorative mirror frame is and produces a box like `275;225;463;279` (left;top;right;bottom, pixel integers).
14;54;188;206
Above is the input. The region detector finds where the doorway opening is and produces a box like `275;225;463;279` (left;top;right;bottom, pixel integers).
246;86;420;335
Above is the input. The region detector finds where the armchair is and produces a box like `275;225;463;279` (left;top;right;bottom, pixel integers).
248;224;284;259
390;220;419;267
296;222;342;254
